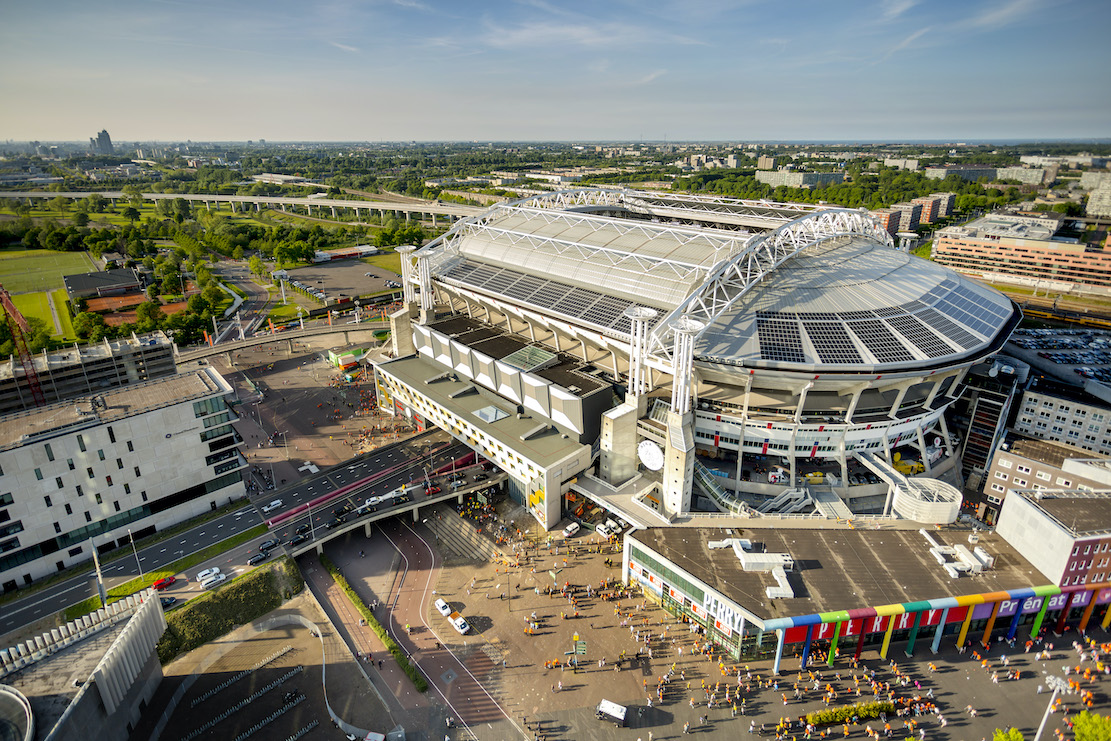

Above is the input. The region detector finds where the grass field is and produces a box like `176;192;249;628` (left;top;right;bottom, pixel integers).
9;292;55;333
360;251;402;274
0;248;96;294
264;301;302;324
51;289;75;339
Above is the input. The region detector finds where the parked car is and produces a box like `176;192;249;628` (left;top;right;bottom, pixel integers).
195;567;221;582
434;598;452;617
159;596;177;608
596;522;612;538
449;611;471;635
605;519;620;535
261;499;283;514
201;573;227;590
562;522;580;538
152;576;176;591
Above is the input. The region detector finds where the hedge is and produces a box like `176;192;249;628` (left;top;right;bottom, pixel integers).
63;524;269;621
318;554;428;692
157;556;304;664
806;701;897;726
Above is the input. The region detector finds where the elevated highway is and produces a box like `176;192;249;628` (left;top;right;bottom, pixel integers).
174;321;389;362
3;190;484;221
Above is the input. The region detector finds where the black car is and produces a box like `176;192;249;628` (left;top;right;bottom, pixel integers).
160;596;177;608
290;533;311;546
247;552;269;565
295;524;311;535
473;473;488;482
333;503;353;516
259;538;280;551
324;516;346;530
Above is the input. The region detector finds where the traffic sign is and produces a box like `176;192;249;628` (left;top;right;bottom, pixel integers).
575;641;587;655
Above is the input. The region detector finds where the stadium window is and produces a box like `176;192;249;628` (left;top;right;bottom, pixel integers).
84;512;91;523
107;426;116;443
44;443;54;462
77;435;86;452
65;503;72;515
44;496;52;507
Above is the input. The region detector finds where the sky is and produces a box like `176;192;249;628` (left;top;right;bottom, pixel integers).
2;0;1109;143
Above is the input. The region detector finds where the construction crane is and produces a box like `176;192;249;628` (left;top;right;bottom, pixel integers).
0;283;46;407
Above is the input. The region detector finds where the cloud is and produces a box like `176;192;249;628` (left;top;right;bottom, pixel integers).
959;0;1040;30
330;41;359;53
635;69;667;85
390;0;430;10
878;26;932;61
879;0;918;21
480;20;703;51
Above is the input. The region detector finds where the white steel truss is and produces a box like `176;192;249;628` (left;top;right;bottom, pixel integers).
644;209;894;365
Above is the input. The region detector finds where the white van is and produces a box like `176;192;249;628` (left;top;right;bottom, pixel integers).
595;699;627;727
201;573;227;590
261;499;283;513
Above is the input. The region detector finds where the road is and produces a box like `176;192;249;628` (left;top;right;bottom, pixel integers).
0;505;265;636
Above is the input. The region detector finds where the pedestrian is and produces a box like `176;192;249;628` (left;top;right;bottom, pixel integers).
684;722;691;734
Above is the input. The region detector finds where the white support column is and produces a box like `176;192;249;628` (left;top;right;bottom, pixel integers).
415;248;434;314
397;246;417;306
669;316;703;415
624;306;657;399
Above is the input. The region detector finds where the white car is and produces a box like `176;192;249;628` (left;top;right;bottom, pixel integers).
195;567;221;582
562;522;580;538
434;598;452;617
261;499;283;513
596;523;612;538
449;612;471;635
605;519;621;535
201;573;227;590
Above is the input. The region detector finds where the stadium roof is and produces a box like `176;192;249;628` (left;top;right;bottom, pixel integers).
425;189;1018;374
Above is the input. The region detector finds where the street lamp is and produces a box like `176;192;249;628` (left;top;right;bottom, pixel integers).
1033;674;1074;741
128;528;144;580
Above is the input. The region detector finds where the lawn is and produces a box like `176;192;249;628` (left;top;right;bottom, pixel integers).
9;292;56;334
360;251;402;274
264;302;303;324
0;248;96;294
51;289;75;339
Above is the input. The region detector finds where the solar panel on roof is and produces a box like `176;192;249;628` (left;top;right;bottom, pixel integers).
839;310;877;320
916;308;979;349
886;315;954;358
802;321;863;364
847;319;915;363
757;318;805;363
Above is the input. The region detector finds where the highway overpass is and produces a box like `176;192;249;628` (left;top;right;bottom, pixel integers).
3;190;483;222
175;321;389;362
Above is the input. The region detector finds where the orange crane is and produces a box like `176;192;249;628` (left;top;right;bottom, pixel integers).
0;283;45;407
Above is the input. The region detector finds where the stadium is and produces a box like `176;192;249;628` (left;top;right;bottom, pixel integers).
374;189;1021;530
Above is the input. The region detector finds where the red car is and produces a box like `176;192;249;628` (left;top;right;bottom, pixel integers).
425;485;441;496
152;576;176;591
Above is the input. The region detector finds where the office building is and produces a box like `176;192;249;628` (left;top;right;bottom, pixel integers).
89;130;114;156
0;368;246;590
869;208;901;236
1011;378;1111;457
891;202;922;231
925;166;997;182
933;212;1111;292
757;155;779;170
931;193;956;218
623;523;1100;673
377;189;1018;532
0;332;176;415
985;435;1110;522
912;196;941;224
755;171;844;188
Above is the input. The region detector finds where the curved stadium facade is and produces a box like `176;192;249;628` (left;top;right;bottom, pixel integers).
374;189;1020;529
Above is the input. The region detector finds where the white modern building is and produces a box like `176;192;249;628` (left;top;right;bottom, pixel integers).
376;189;1019;530
0;368;246;590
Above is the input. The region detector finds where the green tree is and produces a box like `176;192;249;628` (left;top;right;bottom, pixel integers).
84;193;109;213
134;301;165;331
49;196;71;213
72;212;89;227
992;729;1024;741
1073;711;1111;741
232;246;244;260
187;294;210;315
201;283;224;308
123;206;140;223
72;311;107;339
248;255;266;278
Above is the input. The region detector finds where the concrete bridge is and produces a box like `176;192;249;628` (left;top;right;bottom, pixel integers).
174;322;389;362
3;190;483;226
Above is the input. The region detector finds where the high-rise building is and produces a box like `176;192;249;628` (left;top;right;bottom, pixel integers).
1088;184;1111;218
869;208;901;236
925;166;996;182
891;203;922;231
89;130;114;155
930;193;957;217
912;196;941;224
755;171;844;188
757;155;779;170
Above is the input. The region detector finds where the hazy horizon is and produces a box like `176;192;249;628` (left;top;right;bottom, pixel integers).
3;0;1109;143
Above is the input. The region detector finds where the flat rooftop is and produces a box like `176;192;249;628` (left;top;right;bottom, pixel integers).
0;368;228;452
1008;436;1088;468
427;315;608;396
378;353;588;468
943;213;1060;242
630;525;1045;625
0;331;173;381
1015;491;1111;536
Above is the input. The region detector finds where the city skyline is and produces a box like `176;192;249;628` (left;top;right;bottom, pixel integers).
2;0;1110;143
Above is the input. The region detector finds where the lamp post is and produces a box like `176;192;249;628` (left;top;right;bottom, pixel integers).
1033;674;1073;741
128;528;144;581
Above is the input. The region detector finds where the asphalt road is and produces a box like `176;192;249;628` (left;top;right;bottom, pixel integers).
253;432;487;546
0;505;265;636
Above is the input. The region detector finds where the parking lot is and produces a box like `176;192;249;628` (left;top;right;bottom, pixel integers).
282;259;402;305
